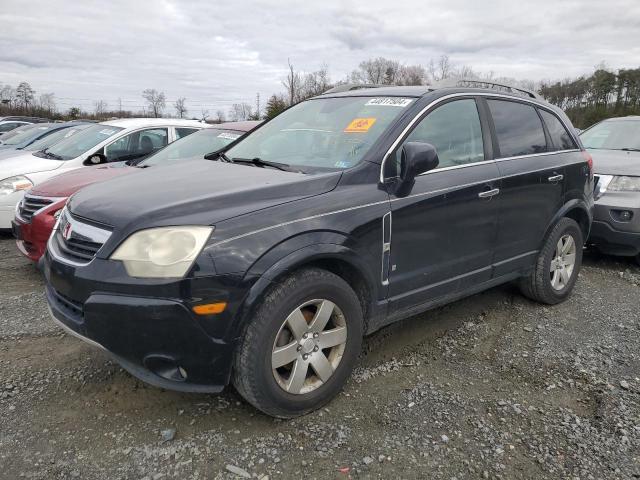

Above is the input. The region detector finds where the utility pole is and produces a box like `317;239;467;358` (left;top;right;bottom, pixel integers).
118;97;123;117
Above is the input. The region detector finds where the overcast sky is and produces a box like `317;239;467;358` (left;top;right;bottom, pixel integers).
1;0;640;116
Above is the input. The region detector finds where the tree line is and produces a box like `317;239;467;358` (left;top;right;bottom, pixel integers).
3;59;639;129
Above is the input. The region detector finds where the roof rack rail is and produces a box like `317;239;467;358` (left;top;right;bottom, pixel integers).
322;83;386;95
442;78;541;100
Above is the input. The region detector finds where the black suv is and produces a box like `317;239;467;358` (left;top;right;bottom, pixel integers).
44;84;594;417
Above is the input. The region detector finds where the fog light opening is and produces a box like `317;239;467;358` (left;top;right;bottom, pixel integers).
144;355;188;382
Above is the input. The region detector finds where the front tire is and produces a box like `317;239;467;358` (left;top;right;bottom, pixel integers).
232;268;363;418
519;217;584;305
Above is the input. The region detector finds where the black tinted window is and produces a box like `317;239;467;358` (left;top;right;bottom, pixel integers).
539;110;576;150
488;100;546;157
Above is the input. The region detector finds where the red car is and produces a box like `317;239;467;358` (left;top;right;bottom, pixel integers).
14;121;259;264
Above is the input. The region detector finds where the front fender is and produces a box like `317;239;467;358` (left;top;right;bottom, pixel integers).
232;240;380;340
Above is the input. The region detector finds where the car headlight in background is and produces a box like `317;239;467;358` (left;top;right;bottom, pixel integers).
607;176;640;192
0;176;33;197
111;226;213;278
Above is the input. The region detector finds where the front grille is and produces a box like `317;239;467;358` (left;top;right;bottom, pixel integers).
18;195;54;222
50;287;84;320
49;210;112;264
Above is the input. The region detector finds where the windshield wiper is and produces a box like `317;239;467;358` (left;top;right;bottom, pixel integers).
203;150;232;162
42;149;63;160
231;157;301;172
621;148;640;152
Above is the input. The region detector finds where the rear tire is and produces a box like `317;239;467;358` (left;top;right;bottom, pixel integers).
232;268;363;418
519;217;583;305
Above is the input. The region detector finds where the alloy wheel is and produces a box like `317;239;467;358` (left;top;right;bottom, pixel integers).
271;299;347;395
550;234;577;291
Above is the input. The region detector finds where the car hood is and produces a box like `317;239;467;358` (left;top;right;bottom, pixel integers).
0;148;28;160
30;162;136;197
68;159;342;231
590;149;640;176
0;152;63;179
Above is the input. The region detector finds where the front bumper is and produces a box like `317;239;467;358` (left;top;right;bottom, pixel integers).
589;195;640;256
0;190;25;230
43;251;248;392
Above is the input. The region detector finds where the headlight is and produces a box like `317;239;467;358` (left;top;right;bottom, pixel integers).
111;226;213;278
0;175;33;197
607;176;640;192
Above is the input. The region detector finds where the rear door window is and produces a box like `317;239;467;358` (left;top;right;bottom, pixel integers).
487;100;547;157
539;110;576;151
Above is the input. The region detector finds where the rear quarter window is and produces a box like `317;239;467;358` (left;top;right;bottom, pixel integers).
487;100;547;158
539;110;577;151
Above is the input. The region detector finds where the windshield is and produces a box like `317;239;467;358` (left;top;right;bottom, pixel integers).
141;128;243;167
43;124;125;160
225;96;415;172
0;124;37;143
26;124;91;151
1;124;55;146
580;119;640;151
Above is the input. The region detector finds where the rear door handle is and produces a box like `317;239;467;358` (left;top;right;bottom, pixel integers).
548;174;564;182
478;188;500;199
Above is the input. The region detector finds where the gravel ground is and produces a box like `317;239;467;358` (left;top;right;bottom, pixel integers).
0;233;639;479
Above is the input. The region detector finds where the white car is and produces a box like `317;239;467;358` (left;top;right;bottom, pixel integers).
0;118;208;229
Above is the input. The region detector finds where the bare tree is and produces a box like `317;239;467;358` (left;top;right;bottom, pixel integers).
214;109;225;123
16;82;35;110
142;88;166;118
282;58;302;105
38;93;56;114
200;108;210;122
301;64;332;98
93;100;108;117
230;103;253;122
397;65;427;86
0;85;16;109
174;97;187;118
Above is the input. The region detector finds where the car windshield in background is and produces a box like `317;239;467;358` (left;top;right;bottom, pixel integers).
41;124;124;160
0;124;36;143
26;124;91;151
141;128;243;167
580;119;640;151
0;124;54;146
225;96;415;172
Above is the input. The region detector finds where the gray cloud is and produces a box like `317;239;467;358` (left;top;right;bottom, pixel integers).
1;0;639;113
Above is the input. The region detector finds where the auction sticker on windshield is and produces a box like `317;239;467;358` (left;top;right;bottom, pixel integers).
365;98;413;107
345;118;377;133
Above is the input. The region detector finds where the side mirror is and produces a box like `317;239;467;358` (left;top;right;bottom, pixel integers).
84;153;107;166
394;142;439;196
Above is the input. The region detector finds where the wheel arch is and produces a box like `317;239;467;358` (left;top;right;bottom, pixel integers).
541;199;592;249
235;242;379;341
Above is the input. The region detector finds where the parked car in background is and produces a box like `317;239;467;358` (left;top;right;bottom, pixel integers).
0;122;91;161
581;116;640;264
0;122;91;153
0;116;49;137
44;84;592;417
0;118;206;230
14;121;259;263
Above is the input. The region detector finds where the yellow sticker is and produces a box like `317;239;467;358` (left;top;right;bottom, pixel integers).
344;118;376;133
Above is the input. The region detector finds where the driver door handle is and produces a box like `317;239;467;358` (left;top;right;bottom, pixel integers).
478;188;500;199
548;174;564;182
